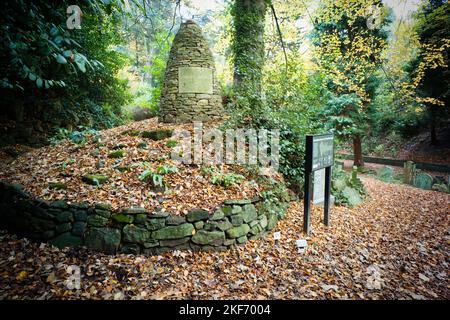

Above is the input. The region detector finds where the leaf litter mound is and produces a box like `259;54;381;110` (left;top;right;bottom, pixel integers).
0;118;280;215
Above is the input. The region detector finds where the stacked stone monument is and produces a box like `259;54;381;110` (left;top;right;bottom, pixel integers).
159;20;223;123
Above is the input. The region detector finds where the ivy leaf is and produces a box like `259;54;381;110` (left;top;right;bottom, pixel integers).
74;54;86;73
56;54;67;64
50;26;58;37
54;35;63;44
75;60;86;73
36;78;43;88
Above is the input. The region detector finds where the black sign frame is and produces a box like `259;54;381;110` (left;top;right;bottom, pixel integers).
303;134;334;235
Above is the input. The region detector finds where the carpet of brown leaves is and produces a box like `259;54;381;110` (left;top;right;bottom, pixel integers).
0;176;448;300
0;118;268;215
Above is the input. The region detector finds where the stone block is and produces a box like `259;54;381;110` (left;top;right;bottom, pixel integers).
152;223;194;240
226;224;250;238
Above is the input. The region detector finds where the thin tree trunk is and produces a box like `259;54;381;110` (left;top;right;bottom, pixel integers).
353;135;364;167
135;34;139;67
430;121;438;145
429;106;439;145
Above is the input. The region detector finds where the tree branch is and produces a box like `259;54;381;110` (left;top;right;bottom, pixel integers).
164;0;181;45
270;3;288;74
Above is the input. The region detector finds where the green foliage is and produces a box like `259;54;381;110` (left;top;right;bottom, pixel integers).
309;0;391;163
138;163;177;188
371;1;449;140
225;51;327;194
0;0;130;140
213;172;245;188
201;166;215;176
408;1;450;142
155;165;178;175
139;169;164;188
373;144;385;156
319;93;365;138
331;165;366;206
259;176;291;219
201;166;245;188
413;1;450;107
260;177;291;204
108;150;125;159
166;139;178;148
61;158;75;170
1;0;98;90
123;1;176;118
432;183;450;194
376;166;394;182
49;126;101;145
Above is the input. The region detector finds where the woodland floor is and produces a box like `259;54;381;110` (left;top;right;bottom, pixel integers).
0;176;448;300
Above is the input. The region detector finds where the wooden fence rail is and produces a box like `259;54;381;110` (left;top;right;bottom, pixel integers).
337;153;450;173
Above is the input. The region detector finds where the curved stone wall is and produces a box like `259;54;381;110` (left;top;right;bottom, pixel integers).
159;20;223;123
0;182;288;255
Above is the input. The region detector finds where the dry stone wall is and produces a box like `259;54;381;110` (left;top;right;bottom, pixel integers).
0;181;289;254
159;20;223;123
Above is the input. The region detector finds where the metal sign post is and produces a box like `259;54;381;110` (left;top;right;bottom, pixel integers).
303;134;334;235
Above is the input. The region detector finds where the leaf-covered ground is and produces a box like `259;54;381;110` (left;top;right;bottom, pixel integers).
0;118;271;215
0;176;448;300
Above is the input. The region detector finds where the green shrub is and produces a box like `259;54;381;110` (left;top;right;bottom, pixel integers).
201;166;245;188
138;163;178;188
49;126;101;145
331;165;366;207
139;169;164;188
1;0;130;140
108;150;125;159
166;139;178;148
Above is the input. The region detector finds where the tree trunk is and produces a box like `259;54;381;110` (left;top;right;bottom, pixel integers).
353;135;364;167
430;121;438;146
135;34;139;67
232;0;267;97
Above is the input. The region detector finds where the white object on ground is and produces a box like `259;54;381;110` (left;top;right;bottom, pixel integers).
296;239;308;253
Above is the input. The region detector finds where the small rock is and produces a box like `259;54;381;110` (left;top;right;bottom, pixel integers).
82;174;109;186
112;214;134;224
122;207;147;215
108;150;125;159
226;224;250;238
72;222;87;236
49;182;67;190
141;129;173;140
186;209;209;222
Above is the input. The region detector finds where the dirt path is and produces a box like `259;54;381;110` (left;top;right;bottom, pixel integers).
0;176;448;300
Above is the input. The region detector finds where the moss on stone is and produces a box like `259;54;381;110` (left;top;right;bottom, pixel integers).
82;174;109;185
108;150;125;158
141;129;173;140
49;182;67;190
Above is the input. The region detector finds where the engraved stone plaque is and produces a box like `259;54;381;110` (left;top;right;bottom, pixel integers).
178;67;213;94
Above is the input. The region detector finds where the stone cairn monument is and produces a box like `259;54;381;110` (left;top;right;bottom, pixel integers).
159;20;223;123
